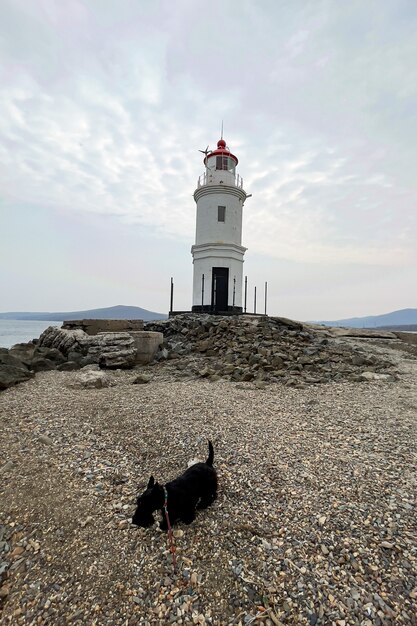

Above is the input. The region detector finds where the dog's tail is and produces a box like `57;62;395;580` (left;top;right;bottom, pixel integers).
206;440;214;467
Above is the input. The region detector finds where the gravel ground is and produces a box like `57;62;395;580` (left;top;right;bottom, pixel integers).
0;340;416;626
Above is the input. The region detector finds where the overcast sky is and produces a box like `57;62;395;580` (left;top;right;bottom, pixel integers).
1;0;416;320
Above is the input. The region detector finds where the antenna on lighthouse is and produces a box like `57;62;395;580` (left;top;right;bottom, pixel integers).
221;120;224;139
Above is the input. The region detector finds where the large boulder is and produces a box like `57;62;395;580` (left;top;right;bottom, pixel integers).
35;346;66;365
30;357;57;372
39;326;87;356
0;349;34;390
8;342;66;373
8;343;37;365
79;332;137;369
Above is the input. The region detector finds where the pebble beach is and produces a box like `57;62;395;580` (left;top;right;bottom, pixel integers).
1;339;416;625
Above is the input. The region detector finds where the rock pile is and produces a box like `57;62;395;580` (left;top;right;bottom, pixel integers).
0;327;162;390
146;314;396;386
37;326;138;369
0;314;398;391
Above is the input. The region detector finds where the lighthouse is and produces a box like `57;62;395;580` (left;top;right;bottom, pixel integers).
191;138;249;313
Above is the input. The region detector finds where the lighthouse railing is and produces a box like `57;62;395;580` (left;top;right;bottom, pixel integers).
197;173;244;188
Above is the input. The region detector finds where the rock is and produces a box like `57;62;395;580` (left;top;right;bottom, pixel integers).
0;583;10;598
328;327;396;339
9;342;37;365
35;347;66;364
360;372;395;382
351;355;368;366
79;356;98;367
0;460;14;473
99;349;137;369
57;361;80;371
240;370;254;381
0;364;34;390
67;330;164;367
79;333;136;368
132;374;151;384
156;347;169;360
67;349;84;363
38;434;53;445
272;355;285;368
30;357;57;372
0;349;34;390
76;371;113;389
38;326;87;356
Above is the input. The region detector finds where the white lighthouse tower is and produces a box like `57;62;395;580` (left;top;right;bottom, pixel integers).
191;137;249;313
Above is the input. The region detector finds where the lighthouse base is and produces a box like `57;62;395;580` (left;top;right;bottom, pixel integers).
191;305;243;314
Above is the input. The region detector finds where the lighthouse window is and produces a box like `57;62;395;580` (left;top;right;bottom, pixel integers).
216;156;229;171
218;206;226;222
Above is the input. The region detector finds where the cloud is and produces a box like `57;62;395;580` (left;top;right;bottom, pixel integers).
0;0;416;315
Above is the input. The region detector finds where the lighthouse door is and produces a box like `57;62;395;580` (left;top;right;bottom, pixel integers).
212;267;229;313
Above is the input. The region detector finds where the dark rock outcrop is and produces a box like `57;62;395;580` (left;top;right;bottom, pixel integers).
0;349;34;389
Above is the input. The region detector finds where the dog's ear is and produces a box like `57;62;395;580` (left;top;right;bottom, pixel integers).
147;475;155;489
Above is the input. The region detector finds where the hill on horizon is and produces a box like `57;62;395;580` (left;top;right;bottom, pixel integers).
0;305;167;322
317;307;417;329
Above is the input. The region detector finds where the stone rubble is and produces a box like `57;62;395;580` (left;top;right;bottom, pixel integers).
145;314;398;387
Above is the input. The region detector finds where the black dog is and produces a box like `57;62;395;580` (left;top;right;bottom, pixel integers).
132;441;217;530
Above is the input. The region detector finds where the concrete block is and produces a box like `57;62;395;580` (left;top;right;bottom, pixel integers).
130;331;163;364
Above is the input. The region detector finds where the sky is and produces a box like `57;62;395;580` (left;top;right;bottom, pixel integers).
1;0;416;320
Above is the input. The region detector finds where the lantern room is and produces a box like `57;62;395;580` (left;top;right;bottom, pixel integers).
204;138;238;175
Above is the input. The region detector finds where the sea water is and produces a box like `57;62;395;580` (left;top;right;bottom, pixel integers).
0;320;62;349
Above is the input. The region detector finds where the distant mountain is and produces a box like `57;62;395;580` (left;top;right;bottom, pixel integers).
317;308;417;329
0;305;167;322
